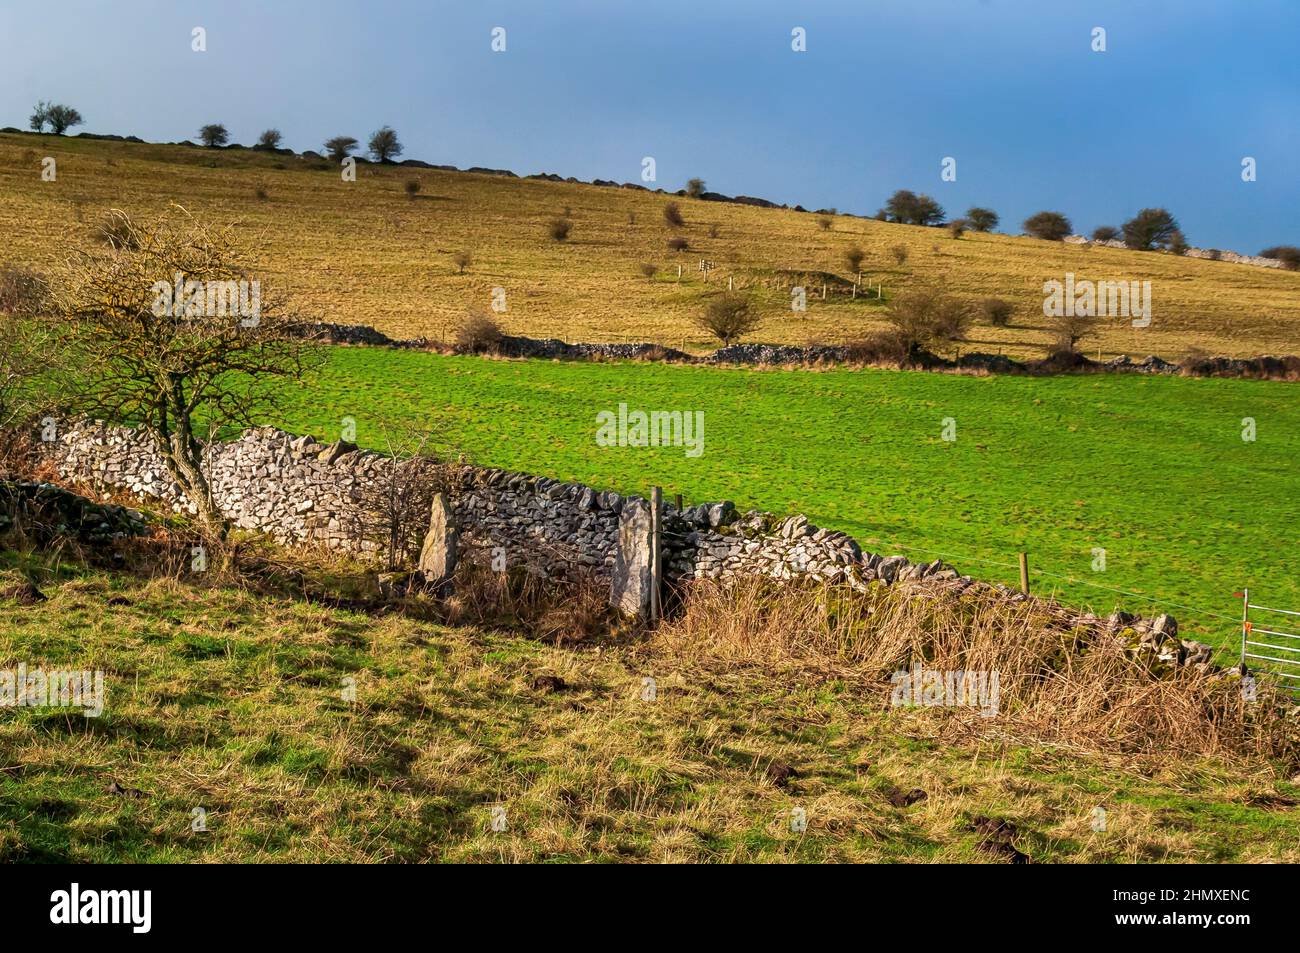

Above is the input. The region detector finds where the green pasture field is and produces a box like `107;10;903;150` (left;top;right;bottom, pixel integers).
261;348;1300;647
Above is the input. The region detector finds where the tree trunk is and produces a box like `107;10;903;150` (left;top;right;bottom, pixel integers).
158;427;227;540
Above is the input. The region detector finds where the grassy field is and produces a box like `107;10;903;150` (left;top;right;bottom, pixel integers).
3;553;1296;864
249;347;1300;647
3;130;1300;359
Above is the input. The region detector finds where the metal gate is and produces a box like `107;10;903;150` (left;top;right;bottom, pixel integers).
1238;589;1300;693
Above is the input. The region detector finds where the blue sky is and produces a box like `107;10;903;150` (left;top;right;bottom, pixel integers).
3;0;1297;251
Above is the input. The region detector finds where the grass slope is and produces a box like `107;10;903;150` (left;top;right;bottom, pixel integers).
3;130;1299;358
259;348;1300;646
2;557;1296;863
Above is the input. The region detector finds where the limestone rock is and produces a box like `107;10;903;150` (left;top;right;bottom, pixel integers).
611;498;654;618
417;491;458;590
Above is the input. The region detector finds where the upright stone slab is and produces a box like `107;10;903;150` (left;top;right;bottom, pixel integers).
417;491;458;591
611;497;653;618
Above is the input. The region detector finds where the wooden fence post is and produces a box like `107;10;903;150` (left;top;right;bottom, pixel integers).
650;486;663;622
1018;552;1030;594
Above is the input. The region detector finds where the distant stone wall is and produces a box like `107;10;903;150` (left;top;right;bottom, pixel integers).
1063;234;1286;269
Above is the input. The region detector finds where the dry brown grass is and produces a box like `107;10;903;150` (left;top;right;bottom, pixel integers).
654;577;1300;767
2;131;1298;358
440;561;618;644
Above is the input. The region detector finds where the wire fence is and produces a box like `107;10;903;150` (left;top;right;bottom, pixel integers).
859;535;1241;627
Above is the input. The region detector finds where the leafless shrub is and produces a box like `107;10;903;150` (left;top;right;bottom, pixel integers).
885;287;972;353
1050;311;1098;355
663;202;684;228
843;245;865;273
842;330;909;365
547;217;572;241
0;268;50;316
981;298;1013;327
695;293;760;346
443;561;614;643
350;425;449;571
455;310;504;354
94;209;141;250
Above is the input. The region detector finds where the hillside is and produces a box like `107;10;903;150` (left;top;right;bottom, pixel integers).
3;130;1299;359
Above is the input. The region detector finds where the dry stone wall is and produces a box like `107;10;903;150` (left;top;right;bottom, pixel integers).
43;420;1223;673
1063;234;1286;269
45;421;964;593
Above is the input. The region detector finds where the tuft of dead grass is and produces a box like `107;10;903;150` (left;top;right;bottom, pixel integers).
654;577;1300;767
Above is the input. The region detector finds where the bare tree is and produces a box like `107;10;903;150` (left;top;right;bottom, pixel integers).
685;178;706;199
323;136;359;162
1023;210;1073;241
31;102;84;135
29;101;50;133
198;124;229;148
884;190;945;225
256;128;283;150
1122;208;1180;251
49;206;315;539
47;105;84;135
368;126;403;163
